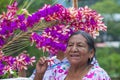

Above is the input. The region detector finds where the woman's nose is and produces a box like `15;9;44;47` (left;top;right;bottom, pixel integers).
71;45;78;52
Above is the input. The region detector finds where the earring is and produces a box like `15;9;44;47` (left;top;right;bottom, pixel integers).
89;57;91;62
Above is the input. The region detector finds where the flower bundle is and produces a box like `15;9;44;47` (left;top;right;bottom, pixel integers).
0;1;62;48
31;25;73;54
0;51;36;78
31;5;107;54
0;0;107;55
0;1;18;47
45;6;107;38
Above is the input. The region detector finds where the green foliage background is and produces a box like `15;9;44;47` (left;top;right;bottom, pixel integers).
96;47;120;78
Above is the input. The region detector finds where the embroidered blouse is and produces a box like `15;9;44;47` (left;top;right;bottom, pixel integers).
30;57;110;80
52;65;111;80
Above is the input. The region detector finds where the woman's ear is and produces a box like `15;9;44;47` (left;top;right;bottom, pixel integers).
89;49;94;59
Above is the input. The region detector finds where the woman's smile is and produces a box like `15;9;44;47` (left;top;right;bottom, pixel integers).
69;53;80;60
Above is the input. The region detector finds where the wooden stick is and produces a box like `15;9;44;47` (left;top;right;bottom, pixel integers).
72;0;78;8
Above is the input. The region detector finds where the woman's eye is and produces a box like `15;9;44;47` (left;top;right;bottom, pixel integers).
78;44;84;47
68;44;72;47
78;45;81;47
78;45;83;48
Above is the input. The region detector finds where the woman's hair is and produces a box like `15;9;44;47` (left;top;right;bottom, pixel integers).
68;30;96;64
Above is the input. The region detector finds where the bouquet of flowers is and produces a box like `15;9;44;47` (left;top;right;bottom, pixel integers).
31;5;107;55
0;51;35;79
0;0;38;79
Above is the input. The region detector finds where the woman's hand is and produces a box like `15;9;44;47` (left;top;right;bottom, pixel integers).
36;56;48;74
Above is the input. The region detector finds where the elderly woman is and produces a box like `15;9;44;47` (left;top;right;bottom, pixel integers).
34;31;110;80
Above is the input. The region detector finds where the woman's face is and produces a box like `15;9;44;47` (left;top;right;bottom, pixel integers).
66;34;94;65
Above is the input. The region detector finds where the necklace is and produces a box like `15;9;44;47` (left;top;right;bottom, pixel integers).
65;64;92;80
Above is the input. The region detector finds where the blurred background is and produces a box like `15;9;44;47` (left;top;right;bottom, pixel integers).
0;0;120;80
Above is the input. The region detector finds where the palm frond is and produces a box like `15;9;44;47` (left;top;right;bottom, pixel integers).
0;20;57;55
